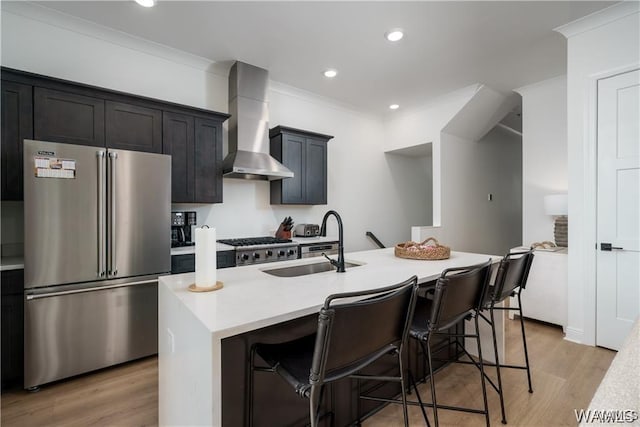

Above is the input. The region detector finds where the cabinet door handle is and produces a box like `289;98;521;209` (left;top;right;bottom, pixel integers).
600;243;623;251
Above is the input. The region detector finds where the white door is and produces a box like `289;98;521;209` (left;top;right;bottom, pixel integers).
596;69;640;350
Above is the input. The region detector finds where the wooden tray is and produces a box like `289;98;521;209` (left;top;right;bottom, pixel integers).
188;281;224;292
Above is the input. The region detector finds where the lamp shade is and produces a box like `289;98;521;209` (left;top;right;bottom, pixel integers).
544;194;568;216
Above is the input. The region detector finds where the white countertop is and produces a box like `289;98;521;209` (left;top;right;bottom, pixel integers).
1;256;24;271
159;248;499;339
584;317;640;425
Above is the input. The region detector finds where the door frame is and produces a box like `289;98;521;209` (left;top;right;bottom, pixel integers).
573;63;640;346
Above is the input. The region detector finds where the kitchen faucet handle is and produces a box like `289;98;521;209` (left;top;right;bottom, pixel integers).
322;252;339;269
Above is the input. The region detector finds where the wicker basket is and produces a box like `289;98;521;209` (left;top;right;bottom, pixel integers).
394;237;451;260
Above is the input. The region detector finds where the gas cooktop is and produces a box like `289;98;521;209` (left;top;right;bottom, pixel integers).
217;237;292;247
217;236;298;266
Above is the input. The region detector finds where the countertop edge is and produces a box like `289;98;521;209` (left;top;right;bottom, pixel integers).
160;248;500;339
1;257;25;271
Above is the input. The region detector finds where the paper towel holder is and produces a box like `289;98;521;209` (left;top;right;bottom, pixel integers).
188;282;224;292
188;225;223;292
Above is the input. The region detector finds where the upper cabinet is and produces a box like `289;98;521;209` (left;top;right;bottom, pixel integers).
1;67;229;202
106;101;162;153
163;112;195;203
34;87;105;147
162;113;225;204
1;81;32;201
193;117;223;203
269;126;333;205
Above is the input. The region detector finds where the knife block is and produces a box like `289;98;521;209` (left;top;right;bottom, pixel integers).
275;224;292;240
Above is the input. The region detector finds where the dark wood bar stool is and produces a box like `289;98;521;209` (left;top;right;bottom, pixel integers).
246;275;419;427
409;259;493;427
478;249;535;424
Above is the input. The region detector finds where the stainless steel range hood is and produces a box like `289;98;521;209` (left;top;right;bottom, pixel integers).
222;61;293;180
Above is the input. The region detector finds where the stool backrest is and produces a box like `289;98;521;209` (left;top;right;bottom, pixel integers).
429;260;493;331
491;250;535;303
309;276;418;385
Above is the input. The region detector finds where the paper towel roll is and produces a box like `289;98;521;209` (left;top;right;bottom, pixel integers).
195;227;217;288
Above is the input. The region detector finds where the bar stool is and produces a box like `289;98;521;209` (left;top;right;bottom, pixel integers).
409;259;493;427
479;249;535;424
246;275;419;427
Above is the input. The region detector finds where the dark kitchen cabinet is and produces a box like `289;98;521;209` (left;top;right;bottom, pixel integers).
171;254;195;274
171;251;235;274
270;126;333;205
1;67;229;202
106;101;162;153
163;112;194;203
194;118;223;203
1;269;24;391
34;87;105;147
163;113;225;203
1;81;32;200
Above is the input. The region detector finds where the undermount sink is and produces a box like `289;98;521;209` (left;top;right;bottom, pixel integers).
262;261;363;277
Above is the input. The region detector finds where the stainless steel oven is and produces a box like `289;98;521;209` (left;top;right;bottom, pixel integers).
299;242;339;258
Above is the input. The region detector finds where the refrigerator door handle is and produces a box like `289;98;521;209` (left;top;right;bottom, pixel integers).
109;151;118;277
97;151;106;278
25;279;158;300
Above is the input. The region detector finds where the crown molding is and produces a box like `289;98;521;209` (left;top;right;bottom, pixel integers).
554;1;640;39
1;1;224;75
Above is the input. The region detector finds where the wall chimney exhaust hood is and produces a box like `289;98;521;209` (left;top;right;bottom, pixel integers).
222;61;294;180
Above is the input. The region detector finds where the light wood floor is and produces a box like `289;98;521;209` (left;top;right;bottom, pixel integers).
1;318;615;426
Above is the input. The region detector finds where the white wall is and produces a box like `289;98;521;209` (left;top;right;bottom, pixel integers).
384;86;479;228
385;85;523;256
439;127;522;256
1;4;427;252
177;82;428;250
1;2;228;112
384;152;433;229
516;75;568;246
555;2;640;345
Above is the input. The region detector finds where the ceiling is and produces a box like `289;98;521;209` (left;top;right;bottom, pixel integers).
31;1;616;116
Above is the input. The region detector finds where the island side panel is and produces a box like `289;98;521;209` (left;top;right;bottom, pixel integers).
220;305;460;426
221;313;323;427
159;282;219;426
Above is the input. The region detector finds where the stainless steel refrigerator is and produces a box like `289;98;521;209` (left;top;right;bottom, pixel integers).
23;139;171;389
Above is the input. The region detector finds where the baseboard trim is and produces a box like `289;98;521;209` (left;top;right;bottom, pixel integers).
564;326;585;344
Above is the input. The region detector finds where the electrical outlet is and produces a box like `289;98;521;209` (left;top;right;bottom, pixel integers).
167;328;175;353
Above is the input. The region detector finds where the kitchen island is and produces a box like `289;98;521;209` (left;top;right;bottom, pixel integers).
159;248;501;426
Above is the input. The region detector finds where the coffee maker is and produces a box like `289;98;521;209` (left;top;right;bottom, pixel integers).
171;211;197;247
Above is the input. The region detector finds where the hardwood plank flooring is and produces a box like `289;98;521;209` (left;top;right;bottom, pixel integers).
364;319;616;427
1;318;615;426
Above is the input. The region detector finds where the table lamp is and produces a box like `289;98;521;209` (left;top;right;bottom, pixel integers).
544;194;568;247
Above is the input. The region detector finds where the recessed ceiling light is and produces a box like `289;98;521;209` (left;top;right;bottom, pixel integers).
389;104;400;110
323;69;338;78
385;29;404;42
135;0;156;7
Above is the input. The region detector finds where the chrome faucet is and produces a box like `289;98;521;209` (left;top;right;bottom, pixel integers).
320;210;346;273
